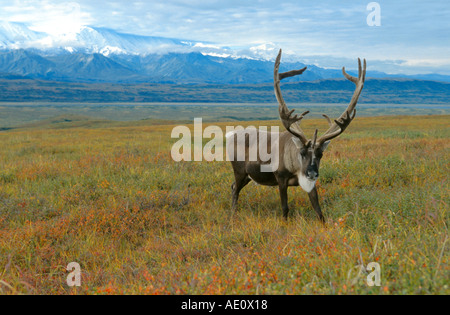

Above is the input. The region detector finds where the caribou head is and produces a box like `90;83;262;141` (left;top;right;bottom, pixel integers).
275;49;366;192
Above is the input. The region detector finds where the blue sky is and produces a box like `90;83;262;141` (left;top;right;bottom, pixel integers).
1;0;449;74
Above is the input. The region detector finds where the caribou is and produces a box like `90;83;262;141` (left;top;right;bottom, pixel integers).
226;49;366;222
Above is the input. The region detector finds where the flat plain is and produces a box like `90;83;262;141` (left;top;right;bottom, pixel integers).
0;109;448;294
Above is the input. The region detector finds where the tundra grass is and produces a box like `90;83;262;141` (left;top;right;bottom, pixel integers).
0;115;448;295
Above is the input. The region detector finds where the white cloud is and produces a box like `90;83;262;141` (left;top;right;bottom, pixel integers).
0;0;93;35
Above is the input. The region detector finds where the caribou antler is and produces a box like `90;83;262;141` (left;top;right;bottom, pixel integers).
317;58;367;145
274;49;310;146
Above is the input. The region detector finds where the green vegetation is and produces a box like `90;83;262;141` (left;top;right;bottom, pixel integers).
0;78;449;104
0;114;448;295
0;102;448;129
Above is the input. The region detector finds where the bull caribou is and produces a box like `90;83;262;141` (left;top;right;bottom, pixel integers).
226;49;366;222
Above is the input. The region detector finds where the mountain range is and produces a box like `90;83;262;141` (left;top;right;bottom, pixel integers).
1;21;450;85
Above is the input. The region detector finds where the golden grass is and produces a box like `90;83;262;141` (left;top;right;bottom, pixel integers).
0;115;448;294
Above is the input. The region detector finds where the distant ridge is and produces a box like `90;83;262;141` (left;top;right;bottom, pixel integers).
0;49;450;84
0;77;449;104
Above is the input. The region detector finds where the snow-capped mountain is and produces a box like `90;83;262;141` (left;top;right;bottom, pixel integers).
0;21;280;60
56;26;197;56
0;21;313;83
0;21;47;49
0;21;230;57
0;21;449;84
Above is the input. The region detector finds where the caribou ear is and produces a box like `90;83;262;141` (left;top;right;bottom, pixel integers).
321;141;331;152
292;137;303;149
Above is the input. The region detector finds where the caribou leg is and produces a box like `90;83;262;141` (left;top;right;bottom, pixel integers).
308;186;325;223
278;178;290;219
231;173;251;211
